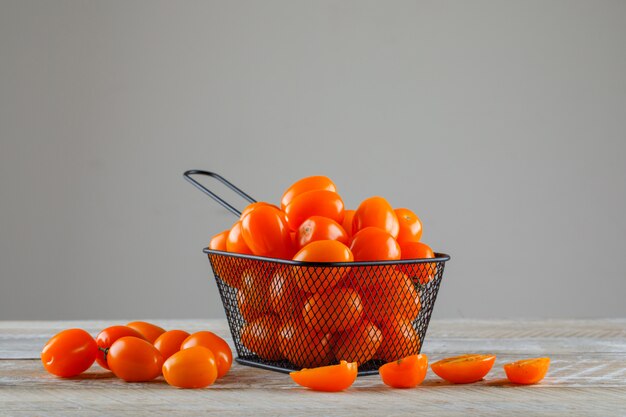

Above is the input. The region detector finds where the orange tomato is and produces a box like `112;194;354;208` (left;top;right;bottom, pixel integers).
279;318;333;368
431;354;496;384
342;209;355;239
284;190;345;231
376;318;421;363
126;321;165;344
350;227;401;261
290;360;358;392
281;175;337;211
292;240;353;293
240;202;279;220
237;267;272;322
107;336;164;382
240;314;283;361
209;230;229;251
41;329;98;378
504;357;550;385
394;208;423;244
241;205;294;259
353;196;399;238
268;267;307;317
361;270;421;322
162;346;218;389
302;288;362;333
333;320;382;364
296;216;349;249
181;331;233;378
95;325;146;369
379;354;428;388
154;330;190;360
399;241;436;285
226;221;253;254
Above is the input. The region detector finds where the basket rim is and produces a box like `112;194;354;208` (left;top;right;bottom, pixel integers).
203;247;450;267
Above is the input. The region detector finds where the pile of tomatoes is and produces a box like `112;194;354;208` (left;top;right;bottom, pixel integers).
41;321;232;388
209;175;438;366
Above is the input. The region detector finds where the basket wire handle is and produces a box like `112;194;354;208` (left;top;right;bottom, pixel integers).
183;170;256;217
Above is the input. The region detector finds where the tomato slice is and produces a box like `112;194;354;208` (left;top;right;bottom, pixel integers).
504;357;550;384
431;354;496;384
290;360;358;392
379;354;428;388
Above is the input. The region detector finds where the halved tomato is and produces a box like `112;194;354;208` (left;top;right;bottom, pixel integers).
504;357;550;384
379;354;428;388
289;360;358;392
431;354;496;384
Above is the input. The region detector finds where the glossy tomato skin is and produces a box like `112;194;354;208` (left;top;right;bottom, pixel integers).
126;321;165;344
41;329;98;378
353;196;399;238
281;176;337;211
162;346;218;389
240;202;279;220
209;230;229;251
284;190;345;231
399;241;436;284
95;326;146;369
292;240;353;293
350;227;401;261
431;354;496;384
226;221;253;255
333;320;382;365
504;357;550;384
181;331;233;378
394;208;423;244
379;354;428;388
341;210;355;239
107;336;164;382
297;216;349;249
290;360;358;392
241;205;294;259
154;330;191;360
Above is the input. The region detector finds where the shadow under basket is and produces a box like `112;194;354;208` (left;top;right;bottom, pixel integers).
205;249;450;376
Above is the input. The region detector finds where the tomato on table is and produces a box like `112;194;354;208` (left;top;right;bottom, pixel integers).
353;196;399;238
504;357;550;384
281;175;337;211
126;321;166;344
107;336;164;382
394;208;423;244
284;190;345;231
379;354;429;388
41;329;98;378
95;325;146;369
181;331;233;378
162;346;218;389
292;240;353;293
296;216;349;249
241;205;294;259
431;354;496;384
154;330;191;360
290;360;358;392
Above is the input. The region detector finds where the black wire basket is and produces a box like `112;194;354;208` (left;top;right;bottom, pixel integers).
185;170;450;376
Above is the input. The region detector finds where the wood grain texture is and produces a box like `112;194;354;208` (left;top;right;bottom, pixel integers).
1;319;625;416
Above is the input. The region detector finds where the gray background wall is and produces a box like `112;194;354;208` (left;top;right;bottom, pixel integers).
1;0;625;320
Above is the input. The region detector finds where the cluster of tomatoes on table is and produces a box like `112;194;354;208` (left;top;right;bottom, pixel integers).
293;353;550;391
41;321;232;388
209;175;437;366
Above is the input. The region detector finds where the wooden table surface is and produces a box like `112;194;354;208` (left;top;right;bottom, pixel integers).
1;319;625;416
